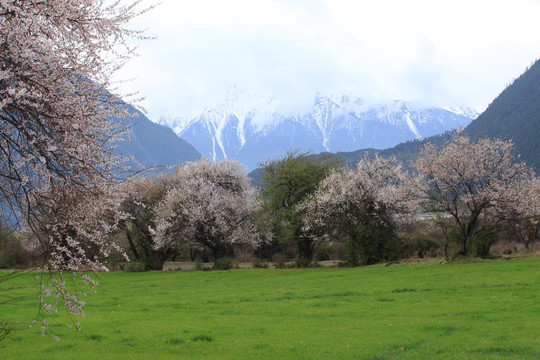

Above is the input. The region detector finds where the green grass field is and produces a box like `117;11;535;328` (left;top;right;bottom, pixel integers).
1;258;540;359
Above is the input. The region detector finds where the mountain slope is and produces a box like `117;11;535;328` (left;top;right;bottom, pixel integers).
114;104;201;172
465;59;540;170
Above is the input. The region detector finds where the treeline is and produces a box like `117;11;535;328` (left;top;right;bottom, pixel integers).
2;133;539;270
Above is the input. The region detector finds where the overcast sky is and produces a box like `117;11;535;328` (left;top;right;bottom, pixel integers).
117;0;540;120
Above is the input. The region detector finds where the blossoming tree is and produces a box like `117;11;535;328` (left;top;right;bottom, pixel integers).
0;0;148;338
116;175;176;270
504;176;540;250
413;133;531;256
301;154;413;265
153;160;261;260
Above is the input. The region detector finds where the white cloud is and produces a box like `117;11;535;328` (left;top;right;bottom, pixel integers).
117;0;540;119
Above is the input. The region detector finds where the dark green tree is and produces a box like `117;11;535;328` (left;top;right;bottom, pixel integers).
257;151;341;264
0;222;27;269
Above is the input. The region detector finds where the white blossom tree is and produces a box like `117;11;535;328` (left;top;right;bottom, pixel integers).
504;176;540;250
153;160;261;260
301;154;414;265
0;0;149;338
413;133;531;256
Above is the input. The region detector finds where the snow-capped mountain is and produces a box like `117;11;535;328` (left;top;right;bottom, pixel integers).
158;92;478;170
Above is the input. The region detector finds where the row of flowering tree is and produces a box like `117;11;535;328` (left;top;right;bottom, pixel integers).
125;133;538;269
252;133;539;264
3;0;539;346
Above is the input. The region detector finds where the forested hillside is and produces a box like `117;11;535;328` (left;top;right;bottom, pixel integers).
465;59;540;170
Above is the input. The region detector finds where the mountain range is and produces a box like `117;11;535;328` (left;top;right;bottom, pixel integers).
157;93;477;170
115;58;540;179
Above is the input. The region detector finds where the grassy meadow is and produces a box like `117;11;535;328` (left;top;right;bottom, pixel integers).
1;258;540;359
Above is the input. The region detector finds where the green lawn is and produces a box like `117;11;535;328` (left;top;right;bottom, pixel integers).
1;259;540;359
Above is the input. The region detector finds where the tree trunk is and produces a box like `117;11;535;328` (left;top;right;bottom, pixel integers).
149;249;169;271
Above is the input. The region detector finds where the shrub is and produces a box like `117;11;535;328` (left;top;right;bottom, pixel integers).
0;226;29;269
314;243;332;261
195;260;204;271
406;232;441;258
271;253;287;267
125;262;146;272
354;225;401;265
251;257;268;268
345;238;361;267
213;257;238;270
469;232;499;258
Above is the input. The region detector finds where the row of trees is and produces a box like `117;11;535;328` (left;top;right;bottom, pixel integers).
102;133;539;271
3;132;538;273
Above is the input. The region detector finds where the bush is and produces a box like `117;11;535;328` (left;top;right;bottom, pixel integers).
213;257;238;270
125;262;146;272
195;260;205;271
354;225;401;265
271;253;287;267
0;226;29;269
470;232;499;258
314;243;332;261
251;257;268;268
406;232;441;258
345;237;361;267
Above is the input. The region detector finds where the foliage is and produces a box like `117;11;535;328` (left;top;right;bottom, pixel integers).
124;262;146;273
0;222;27;268
413;133;531;256
213;257;238;270
313;242;332;261
405;232;441;258
257;151;341;263
154;159;260;260
354;224;402;265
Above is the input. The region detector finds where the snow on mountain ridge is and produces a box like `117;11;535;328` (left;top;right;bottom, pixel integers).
156;93;476;169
